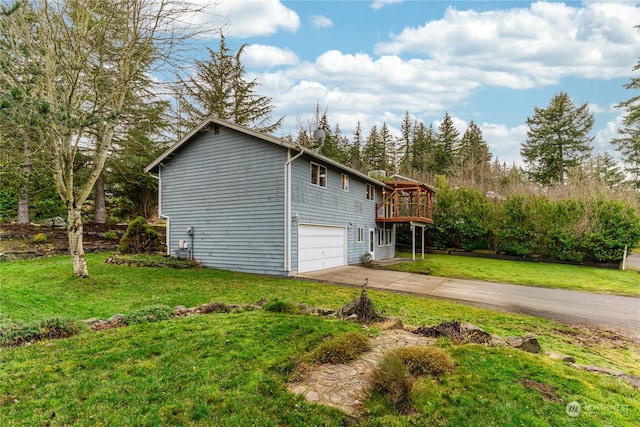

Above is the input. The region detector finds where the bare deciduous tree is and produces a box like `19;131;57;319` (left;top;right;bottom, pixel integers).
1;0;214;277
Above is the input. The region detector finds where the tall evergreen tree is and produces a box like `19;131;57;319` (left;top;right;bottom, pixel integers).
433;112;460;175
0;0;44;224
411;122;437;174
176;34;282;134
457;120;492;186
348;121;363;170
398;111;413;173
521;92;594;185
613;53;640;187
315;115;348;164
363;124;384;172
575;153;626;188
380;122;394;173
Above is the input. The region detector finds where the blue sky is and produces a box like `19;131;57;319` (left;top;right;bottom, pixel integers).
185;0;640;165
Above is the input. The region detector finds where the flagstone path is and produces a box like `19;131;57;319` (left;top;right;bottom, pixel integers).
287;329;435;415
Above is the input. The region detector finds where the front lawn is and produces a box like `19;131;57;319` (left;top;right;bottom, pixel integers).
1;254;639;426
391;253;640;297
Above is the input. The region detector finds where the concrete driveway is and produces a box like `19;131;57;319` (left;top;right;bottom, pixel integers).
299;266;640;331
626;252;640;271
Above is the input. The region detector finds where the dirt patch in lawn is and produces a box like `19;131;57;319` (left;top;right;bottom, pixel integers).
553;324;640;350
520;378;562;402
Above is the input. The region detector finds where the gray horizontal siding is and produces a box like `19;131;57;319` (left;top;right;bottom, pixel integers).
290;154;395;269
160;127;286;275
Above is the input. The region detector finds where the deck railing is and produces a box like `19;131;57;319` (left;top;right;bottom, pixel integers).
376;184;434;224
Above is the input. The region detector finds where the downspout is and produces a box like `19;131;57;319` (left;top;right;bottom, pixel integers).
149;169;170;256
284;147;304;273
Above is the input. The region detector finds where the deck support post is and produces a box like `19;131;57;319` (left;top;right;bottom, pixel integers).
411;223;415;261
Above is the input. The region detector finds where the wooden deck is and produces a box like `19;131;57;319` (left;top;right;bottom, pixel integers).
376;181;434;225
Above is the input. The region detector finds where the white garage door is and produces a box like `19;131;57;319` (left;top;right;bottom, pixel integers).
298;225;346;273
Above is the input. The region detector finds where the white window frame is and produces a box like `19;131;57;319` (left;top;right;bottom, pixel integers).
366;184;375;201
385;229;392;246
377;228;384;246
310;162;327;188
357;227;364;242
341;174;349;192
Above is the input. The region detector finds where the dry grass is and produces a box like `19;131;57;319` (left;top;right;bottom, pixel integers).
393;346;455;377
370;346;455;413
310;331;371;364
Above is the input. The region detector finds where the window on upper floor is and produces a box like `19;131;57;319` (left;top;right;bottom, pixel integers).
366;184;375;201
341;174;349;192
310;162;327;188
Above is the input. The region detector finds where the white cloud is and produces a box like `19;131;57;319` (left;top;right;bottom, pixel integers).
189;0;299;38
371;0;404;11
480;123;528;165
375;1;640;88
209;0;636;169
243;45;299;68
311;15;333;29
588;103;608;114
257;50;485;138
593;114;624;153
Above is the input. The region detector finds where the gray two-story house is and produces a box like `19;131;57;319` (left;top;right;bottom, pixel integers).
145;117;434;276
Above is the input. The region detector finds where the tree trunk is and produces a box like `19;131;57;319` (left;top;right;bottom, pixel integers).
67;206;88;278
94;172;106;224
17;184;29;224
17;143;31;224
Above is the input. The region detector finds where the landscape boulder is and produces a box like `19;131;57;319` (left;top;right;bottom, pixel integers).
460;322;492;342
505;333;541;353
545;351;576;363
414;320;491;344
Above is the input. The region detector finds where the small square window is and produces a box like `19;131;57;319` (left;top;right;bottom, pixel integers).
341;174;349;192
310;162;327;188
357;227;364;242
366;184;375;201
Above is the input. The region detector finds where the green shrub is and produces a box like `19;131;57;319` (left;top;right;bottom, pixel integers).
40;317;82;340
494;195;540;256
33;232;47;244
429;177;490;250
547;230;585;262
583;199;640;263
0;317;81;347
311;331;371;364
1;320;43;346
361;252;375;266
118;216;162;254
123;305;173;325
103;230;119;240
264;300;300;314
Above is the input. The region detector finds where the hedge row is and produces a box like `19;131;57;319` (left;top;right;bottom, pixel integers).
425;179;640;263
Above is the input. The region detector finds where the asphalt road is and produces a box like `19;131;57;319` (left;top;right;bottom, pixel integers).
299;266;640;331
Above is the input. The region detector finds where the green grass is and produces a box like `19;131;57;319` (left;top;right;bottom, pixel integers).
1;254;639;425
390;253;640;297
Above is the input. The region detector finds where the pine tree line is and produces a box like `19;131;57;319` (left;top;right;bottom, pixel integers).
289;110;497;188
